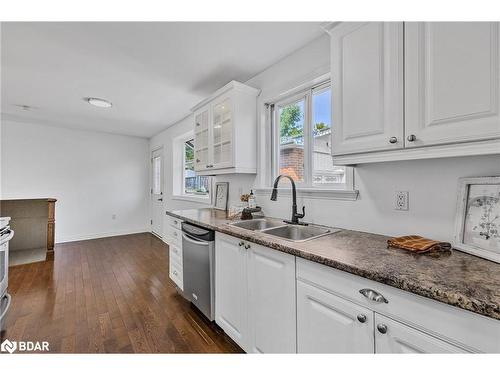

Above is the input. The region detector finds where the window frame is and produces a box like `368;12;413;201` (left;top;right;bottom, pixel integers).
172;131;213;204
270;80;353;191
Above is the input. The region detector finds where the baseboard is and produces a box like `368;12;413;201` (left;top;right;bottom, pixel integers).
56;228;150;244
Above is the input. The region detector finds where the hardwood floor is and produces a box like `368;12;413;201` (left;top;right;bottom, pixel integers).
1;233;243;353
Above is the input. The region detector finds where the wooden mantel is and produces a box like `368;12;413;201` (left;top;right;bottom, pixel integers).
0;198;57;260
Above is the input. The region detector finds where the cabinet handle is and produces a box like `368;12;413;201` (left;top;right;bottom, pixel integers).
389;137;398;144
238;241;244;247
407;134;416;142
357;314;367;323
244;244;251;249
377;324;388;334
359;289;388;304
173;270;178;276
196;159;200;163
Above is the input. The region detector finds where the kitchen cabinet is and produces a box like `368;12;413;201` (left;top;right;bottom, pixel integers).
296;257;499;353
215;232;296;353
328;22;500;165
405;22;500;148
330;22;404;155
247;242;296;353
374;314;467;353
214;232;248;349
297;279;374;353
165;215;183;290
192;81;260;175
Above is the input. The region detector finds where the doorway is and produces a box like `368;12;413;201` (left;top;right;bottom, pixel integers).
151;147;164;238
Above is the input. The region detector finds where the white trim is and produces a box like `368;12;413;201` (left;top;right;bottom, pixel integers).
254;187;359;201
191;80;260;112
172;194;212;205
332;138;500;165
56;228;149;244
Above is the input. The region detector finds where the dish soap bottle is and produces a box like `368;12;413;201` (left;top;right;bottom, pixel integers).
248;190;256;209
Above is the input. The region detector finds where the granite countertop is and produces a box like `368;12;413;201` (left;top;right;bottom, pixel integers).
167;208;500;321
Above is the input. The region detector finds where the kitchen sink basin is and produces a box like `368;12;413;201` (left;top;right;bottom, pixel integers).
261;224;336;242
230;218;285;231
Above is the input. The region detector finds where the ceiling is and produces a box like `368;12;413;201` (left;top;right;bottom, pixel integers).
1;22;325;138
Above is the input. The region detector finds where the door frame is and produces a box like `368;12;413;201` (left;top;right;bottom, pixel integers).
150;146;164;238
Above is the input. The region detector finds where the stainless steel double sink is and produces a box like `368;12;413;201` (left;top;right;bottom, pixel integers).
229;218;339;242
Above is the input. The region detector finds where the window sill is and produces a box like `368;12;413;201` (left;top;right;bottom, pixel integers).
171;194;212;205
254;187;359;201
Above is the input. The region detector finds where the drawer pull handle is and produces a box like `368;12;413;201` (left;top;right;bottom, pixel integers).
244;244;251;249
238;241;244;247
357;314;367;323
173;270;178;276
389;136;398;144
359;288;388;304
377;323;388;334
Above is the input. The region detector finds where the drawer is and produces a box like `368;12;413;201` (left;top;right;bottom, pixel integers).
169;243;183;266
296;257;500;353
169;257;183;290
166;215;182;230
165;225;182;247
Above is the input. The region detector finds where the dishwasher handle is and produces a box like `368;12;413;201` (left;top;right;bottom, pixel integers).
182;232;210;246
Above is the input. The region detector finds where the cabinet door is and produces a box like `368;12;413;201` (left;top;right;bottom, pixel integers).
375;314;467;353
247;243;296;353
331;22;404;155
194;106;210;171
297;280;374;353
211;97;233;169
214;233;247;350
405;22;500;147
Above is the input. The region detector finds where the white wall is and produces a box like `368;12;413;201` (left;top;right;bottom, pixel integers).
1;120;150;242
152;33;500;242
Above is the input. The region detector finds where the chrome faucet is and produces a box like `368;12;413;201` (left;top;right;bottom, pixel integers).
270;175;306;225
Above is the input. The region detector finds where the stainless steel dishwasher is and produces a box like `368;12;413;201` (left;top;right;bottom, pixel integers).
181;222;215;321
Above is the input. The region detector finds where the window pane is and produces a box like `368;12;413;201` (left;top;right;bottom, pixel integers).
184;139;210;196
312;87;345;184
152;156;161;194
278;99;305;183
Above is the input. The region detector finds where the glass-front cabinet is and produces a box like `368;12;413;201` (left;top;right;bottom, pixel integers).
194;107;209;170
192;81;259;175
212;97;232;169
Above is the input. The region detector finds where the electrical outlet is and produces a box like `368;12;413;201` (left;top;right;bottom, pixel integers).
395;191;409;211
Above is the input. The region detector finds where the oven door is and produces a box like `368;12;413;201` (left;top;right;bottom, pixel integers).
0;228;14;297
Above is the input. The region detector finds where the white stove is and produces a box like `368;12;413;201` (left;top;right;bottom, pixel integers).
0;216;13;332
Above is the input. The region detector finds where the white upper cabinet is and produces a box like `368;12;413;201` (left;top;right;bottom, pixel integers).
329;22;500;164
405;22;500;147
330;22;404;155
192;81;260;175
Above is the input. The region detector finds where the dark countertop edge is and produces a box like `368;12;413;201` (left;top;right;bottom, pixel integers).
166;210;500;321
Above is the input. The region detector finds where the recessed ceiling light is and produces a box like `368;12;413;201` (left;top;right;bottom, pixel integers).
84;97;112;108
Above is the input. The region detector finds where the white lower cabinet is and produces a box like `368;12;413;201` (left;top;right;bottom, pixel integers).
374;314;467;353
215;232;296;353
215;232;248;349
297;280;374;353
247;243;296;353
214;234;499;353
